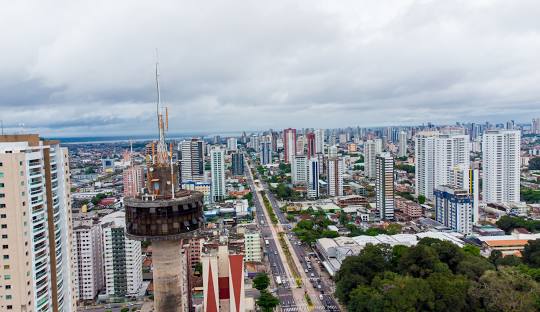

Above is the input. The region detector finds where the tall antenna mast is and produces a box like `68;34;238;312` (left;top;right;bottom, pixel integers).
155;49;161;140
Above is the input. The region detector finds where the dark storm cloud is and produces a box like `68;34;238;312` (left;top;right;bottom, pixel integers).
1;0;540;136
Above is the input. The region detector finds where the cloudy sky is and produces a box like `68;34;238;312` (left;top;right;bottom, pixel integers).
2;0;540;137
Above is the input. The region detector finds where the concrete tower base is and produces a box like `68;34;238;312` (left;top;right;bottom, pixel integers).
153;240;183;312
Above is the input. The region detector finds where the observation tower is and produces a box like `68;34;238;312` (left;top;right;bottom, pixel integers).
125;61;204;312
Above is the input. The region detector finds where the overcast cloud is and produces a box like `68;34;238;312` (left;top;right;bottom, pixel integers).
1;0;540;136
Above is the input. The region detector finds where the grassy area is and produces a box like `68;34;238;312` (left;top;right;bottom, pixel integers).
278;232;302;287
261;192;278;224
305;293;313;308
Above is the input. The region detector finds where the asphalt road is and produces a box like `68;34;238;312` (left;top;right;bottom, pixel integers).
258;175;341;312
247;166;299;312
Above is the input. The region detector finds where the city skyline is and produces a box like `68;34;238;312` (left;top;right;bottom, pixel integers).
2;1;540;136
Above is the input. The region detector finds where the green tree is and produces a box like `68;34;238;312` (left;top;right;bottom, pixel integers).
523;239;540;268
194;262;202;275
496;255;522;267
489;250;503;268
521;188;540;203
335;244;392;304
321;230;339;238
339;212;349;225
386;223;402;235
469;267;540;312
253;273;270;291
395;164;415;173
456;254;494;280
91;193;107;206
426;273;470;312
397;244;447;278
349;273;435;312
529;157;540;170
462;244;481;257
256;290;280;312
418;195;426;205
419;238;464;273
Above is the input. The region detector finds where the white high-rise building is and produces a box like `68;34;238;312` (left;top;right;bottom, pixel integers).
307;158;320;199
0;135;76;312
283;128;297;163
435;186;473;235
415;132;437;200
227;137;237;152
250;135;261;153
244;231;262;262
327;158;344;197
291;155;308;185
482;130;521;204
179;138;205;182
210;148;226;202
433;134;470;191
376;152;394;220
328;145;338;159
398;131;408;158
296;135;306;155
123;165;145;198
72;218;104;301
314;129;324;154
101;211;143;297
415;132;470;200
339;133;347;144
364;140;380;178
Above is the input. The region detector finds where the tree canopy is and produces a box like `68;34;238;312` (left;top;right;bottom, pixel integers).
253;273;270;291
332;238;540;312
496;215;540;233
256;290;280;312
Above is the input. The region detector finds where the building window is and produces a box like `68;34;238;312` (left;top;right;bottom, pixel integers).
3;255;9;259
4;275;11;280
0;194;4;198
0;173;3;178
0;215;5;219
0;204;5;208
2;245;7;249
0;183;3;188
1;224;6;229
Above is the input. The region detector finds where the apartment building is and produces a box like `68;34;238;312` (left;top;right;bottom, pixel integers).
0;134;76;312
